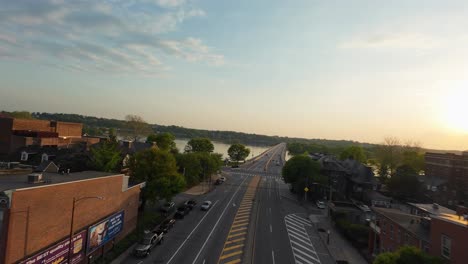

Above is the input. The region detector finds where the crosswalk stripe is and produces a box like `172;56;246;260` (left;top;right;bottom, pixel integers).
287;215;312;226
287;228;311;242
293;251;317;264
290;240;316;256
285;214;322;264
285;218;307;230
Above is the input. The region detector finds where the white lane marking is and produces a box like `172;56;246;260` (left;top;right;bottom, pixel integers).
191;176;250;264
137;261;143;264
165;199;220;264
270;224;273;233
202;260;205;264
284;214;321;264
272;250;276;264
269;208;271;214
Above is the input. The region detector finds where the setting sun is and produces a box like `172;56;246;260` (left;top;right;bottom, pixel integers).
442;87;468;133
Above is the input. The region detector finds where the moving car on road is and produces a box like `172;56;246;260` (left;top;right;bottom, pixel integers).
174;205;191;219
201;201;212;211
219;176;226;182
133;230;164;257
214;178;222;185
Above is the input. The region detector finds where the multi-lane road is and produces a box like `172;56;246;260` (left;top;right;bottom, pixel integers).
121;143;334;264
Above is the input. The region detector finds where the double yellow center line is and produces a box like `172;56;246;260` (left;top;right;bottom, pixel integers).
218;176;260;264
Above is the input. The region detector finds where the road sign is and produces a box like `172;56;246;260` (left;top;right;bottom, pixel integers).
304;187;309;192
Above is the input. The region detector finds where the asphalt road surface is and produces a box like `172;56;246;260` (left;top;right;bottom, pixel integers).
121;143;333;264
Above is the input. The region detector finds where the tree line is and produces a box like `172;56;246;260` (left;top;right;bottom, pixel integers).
1;111;374;148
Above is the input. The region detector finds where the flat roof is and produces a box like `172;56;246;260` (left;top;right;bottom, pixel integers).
408;203;455;216
0;171;119;192
433;213;468;227
373;207;430;241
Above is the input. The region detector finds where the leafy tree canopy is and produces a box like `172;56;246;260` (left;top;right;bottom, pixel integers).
185;138;214;153
129;148;185;207
89;134;121;172
147;132;177;152
228;143;250;163
340;145;367;163
374;246;443;264
282;154;321;195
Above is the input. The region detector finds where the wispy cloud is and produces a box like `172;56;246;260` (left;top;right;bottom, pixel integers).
0;0;222;75
339;32;440;51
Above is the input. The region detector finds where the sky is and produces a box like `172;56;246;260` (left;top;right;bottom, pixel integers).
1;0;468;150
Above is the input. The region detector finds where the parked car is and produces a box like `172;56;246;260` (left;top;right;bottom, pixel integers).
184;199;197;210
316;200;326;209
219;176;226;182
214;178;222;185
174;205;191;219
201;201;212;211
156;218;176;233
160;202;175;213
133;230;164;257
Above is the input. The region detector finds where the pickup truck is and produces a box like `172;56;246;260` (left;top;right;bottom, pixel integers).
133;230;164;257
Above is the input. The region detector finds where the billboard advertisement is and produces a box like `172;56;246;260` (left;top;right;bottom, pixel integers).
86;211;124;254
19;230;86;264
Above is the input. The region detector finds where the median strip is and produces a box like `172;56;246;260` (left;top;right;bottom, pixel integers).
218;176;260;264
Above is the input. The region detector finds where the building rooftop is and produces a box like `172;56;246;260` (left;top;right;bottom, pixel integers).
433;213;468;227
408;203;455;216
373;207;430;242
0;171;118;192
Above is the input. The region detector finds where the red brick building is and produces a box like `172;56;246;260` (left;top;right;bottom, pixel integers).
0;171;144;264
425;152;468;207
369;204;468;263
0;117;100;156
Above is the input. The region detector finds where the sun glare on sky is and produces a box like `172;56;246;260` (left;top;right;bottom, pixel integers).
442;87;468;134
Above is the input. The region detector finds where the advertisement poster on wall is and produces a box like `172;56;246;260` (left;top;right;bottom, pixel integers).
86;211;124;254
19;230;86;264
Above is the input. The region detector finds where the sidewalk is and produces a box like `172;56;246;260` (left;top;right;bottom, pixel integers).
309;214;367;264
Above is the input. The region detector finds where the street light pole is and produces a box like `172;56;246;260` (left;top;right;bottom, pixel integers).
68;196;104;263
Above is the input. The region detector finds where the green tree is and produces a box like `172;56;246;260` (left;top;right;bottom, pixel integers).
387;165;421;199
6;111;35;119
228;143;251;164
401;150;425;173
340;145;367;163
175;152;223;186
89;134;122;172
147;132;177;152
129;148;185;209
374;246;443;264
175;153;202;186
185;138;214;153
282;154;321;197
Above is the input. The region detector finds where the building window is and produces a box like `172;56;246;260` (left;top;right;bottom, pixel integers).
441;235;451;259
398;229;401;243
390;225;394;240
21;152;28;161
382;221;387;235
